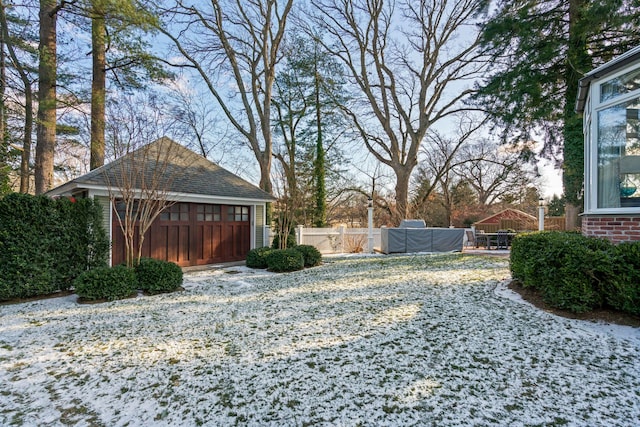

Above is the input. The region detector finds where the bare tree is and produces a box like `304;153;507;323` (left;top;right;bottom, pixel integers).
157;0;294;196
168;78;229;161
453;138;535;207
102;95;187;267
310;0;489;222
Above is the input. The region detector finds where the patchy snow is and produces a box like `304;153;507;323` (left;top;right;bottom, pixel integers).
1;253;638;426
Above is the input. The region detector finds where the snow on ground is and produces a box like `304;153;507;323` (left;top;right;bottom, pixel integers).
1;253;639;426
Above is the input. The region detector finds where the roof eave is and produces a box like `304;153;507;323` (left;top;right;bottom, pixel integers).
576;46;640;113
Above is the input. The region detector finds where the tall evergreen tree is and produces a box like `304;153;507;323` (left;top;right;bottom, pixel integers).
35;0;57;194
477;0;640;227
84;0;164;170
0;0;36;193
271;33;348;227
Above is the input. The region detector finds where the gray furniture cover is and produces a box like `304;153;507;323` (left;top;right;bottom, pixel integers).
399;219;426;228
380;227;464;253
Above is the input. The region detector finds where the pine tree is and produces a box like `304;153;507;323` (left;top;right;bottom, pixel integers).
477;0;640;226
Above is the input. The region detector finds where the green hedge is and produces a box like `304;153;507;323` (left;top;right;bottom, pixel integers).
606;242;640;315
74;265;138;301
135;258;183;295
246;247;273;269
271;232;297;249
0;193;109;301
266;248;304;272
294;245;322;267
509;231;640;314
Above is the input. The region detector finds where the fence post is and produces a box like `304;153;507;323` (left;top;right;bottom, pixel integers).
339;224;346;253
263;226;271;248
297;224;304;245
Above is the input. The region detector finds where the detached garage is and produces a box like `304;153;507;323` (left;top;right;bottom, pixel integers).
47;137;275;267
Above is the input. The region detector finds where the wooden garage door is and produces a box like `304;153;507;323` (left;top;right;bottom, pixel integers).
112;202;251;267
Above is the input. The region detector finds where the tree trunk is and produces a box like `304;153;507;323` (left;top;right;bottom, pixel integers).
0;2;5;148
394;167;412;224
0;0;33;193
562;0;589;227
35;0;57;194
90;13;106;170
313;67;326;227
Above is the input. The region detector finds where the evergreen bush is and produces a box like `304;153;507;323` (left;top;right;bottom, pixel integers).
510;232;614;313
605;242;640;315
294;244;322;267
0;193;108;301
135;258;183;294
266;248;304;272
246;247;273;269
74;265;137;301
271;232;297;249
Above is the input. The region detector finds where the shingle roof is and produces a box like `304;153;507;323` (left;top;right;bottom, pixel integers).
474;208;536;225
55;137;275;201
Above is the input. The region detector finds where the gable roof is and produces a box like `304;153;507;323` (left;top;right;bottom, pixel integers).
474;208;536;225
48;137;275;202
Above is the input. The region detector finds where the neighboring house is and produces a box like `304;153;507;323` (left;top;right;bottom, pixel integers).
47;137;275;266
576;46;640;243
473;208;537;232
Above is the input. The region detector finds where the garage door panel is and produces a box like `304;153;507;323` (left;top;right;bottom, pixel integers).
112;203;251;266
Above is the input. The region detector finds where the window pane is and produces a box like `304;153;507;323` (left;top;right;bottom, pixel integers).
597;97;640;208
600;68;640;102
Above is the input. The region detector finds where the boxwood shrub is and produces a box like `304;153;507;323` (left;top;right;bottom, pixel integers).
510;232;616;313
246;247;273;269
74;265;138;302
135;258;183;294
266;248;304;272
294;244;322;267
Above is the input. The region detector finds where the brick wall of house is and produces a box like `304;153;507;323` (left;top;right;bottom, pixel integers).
582;215;640;243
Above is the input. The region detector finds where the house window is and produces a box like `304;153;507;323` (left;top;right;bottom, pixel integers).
114;200;140;222
197;204;221;221
227;206;249;222
160;203;189;221
600;68;640;102
596;96;640;208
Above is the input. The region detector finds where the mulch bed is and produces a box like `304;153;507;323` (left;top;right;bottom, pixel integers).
508;281;640;328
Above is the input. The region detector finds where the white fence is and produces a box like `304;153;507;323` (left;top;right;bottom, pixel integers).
265;226;382;254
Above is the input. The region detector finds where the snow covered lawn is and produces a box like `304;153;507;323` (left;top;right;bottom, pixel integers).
1;253;639;426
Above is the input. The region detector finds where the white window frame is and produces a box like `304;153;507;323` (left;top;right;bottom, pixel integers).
586;61;640;214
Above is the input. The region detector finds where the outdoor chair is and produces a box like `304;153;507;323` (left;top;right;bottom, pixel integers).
496;230;509;249
465;230;476;247
475;230;488;248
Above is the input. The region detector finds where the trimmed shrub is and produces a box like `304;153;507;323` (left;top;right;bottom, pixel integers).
135;258;183;294
266;248;304;272
246;247;273;269
0;193;109;301
271;232;297;249
74;265;138;301
510;232;614;313
605;242;640;315
294;244;322;267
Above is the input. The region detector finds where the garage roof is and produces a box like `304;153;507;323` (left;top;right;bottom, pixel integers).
49;137;276;202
